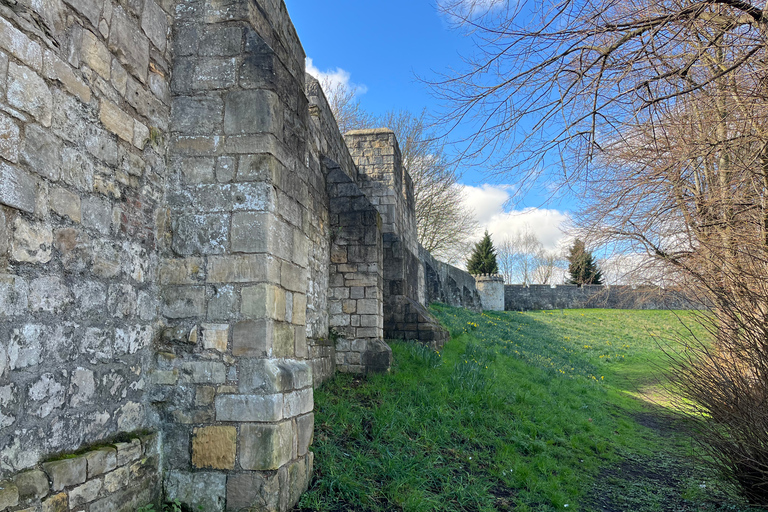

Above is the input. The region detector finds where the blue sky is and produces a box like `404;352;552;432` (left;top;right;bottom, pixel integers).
284;0;573;253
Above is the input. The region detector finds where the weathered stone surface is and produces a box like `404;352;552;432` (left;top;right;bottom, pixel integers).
0;481;19;510
214;393;283;422
108;6;149;82
231;318;270;357
41;491;68;512
141;0;168;51
85;447;117;477
171;96;223;135
208;254;280;284
239;421;293;471
165;471;226;512
81;29;111;79
241;283;285;320
81;195;112;234
0;112;20;163
0;163;36;213
114;438;142;466
100;99;134;143
182;361;226;383
43;50;92;104
172;214;229;255
0;17;42;71
0;274;29;317
70;478;102;506
224;89;281;135
13;469;47;500
226;471;279;512
7;62;52;126
50;187;82;222
162;286;205;318
21;123;61;181
11;218;52;263
296;413;314;456
63;0;103;27
239;359;311;394
192;426;236;470
201;323;228;351
283;388;314;418
43;456;87;491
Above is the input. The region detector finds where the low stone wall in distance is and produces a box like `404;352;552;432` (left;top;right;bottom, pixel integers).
504;284;698;311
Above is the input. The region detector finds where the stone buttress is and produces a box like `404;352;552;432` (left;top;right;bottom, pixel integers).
159;0;313;509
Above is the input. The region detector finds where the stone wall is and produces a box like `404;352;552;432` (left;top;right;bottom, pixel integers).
474;274;504;311
504;284;698;311
0;0;170;489
0;0;482;510
420;246;482;312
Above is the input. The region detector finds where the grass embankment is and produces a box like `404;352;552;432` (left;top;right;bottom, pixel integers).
297;307;752;512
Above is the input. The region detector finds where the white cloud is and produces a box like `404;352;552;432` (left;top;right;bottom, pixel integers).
306;57;368;96
461;183;570;251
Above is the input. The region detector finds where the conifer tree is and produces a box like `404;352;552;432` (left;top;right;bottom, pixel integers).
467;231;499;275
566;239;603;286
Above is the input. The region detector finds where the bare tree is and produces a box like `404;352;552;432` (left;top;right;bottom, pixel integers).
496;227;564;284
434;0;768;502
315;77;478;261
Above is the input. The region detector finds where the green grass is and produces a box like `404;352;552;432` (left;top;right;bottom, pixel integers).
297;307;754;512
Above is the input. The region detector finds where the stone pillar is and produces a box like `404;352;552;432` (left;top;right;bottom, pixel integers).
159;1;313;510
474;274;505;311
344;129;448;348
326;167;390;374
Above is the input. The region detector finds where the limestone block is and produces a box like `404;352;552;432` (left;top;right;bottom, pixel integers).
273;322;294;358
99;99;134;143
296;413;314;456
202;323;229;352
195;386;215;406
280;260;307;293
158;257;204;285
13;469;48;500
216;156;235;182
192;426;236;470
43;456;87;491
239;421;293;471
0;51;6;99
241;283;285;321
81;29;111;79
21;124;61;181
214;393;283;422
53;227;92;276
69;478;102;507
182;361;226;384
192;57;236;90
283;388;313;418
172;214;229;255
208;254;280;284
107;283;137;317
161;286;205;318
108;6;149;82
80;196;112;235
0;17;42;71
12;218;52;264
150;369;178;385
165;471;226;512
114;438;142;465
0;112;20;163
42;50;92;103
238;359;311;394
133;121;150;149
63;0;103;27
7;62;52;126
226;471;279;512
200;25;242;56
232;182;275;211
141;0;168;51
69;367;95;407
237;153;281;182
102;465;128;493
224;89;281;135
0;482;19;509
287;456;311;506
0;163;36;214
85;447;117;478
41;492;67;512
0;274;29;317
176;157;215;184
207;284;238;321
171;96;223;136
49;187;81;222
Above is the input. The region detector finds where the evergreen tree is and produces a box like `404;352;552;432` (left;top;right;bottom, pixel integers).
566;239;603;285
467;231;499;274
